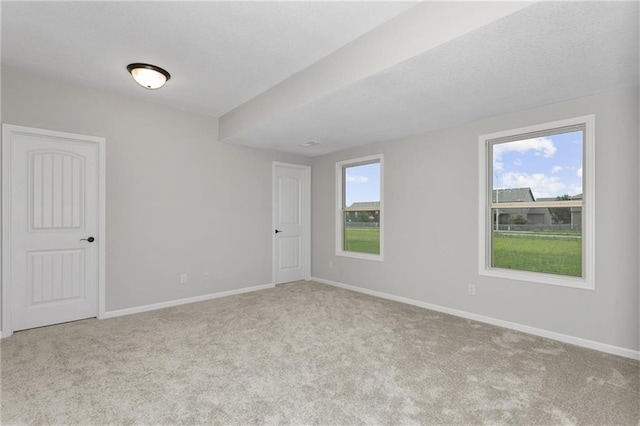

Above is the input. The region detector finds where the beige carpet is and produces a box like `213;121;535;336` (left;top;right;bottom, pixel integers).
1;281;638;425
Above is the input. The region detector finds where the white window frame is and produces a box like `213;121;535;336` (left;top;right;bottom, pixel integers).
478;115;595;290
336;154;384;261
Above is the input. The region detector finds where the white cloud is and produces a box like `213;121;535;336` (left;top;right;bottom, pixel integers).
493;137;557;162
576;167;582;178
346;174;369;183
500;171;565;198
551;165;563;173
569;184;583;197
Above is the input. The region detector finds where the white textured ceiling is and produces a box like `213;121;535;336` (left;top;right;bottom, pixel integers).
3;2;638;156
224;1;639;156
1;1;416;116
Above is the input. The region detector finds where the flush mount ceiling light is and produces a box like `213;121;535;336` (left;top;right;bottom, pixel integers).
298;141;320;148
127;63;171;90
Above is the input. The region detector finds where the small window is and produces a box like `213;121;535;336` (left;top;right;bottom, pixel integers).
479;116;594;289
336;154;383;261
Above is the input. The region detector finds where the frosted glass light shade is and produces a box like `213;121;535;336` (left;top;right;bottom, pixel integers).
127;63;171;89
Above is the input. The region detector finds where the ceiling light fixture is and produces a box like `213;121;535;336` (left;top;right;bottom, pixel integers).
127;63;171;90
298;141;320;148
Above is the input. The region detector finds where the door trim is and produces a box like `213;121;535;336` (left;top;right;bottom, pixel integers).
1;124;106;338
272;162;311;284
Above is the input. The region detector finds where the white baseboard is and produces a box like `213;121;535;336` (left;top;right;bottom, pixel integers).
101;283;275;320
310;276;640;361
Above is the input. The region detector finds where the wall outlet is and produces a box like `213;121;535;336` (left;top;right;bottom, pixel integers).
468;284;476;295
203;272;210;280
180;273;188;284
328;261;333;269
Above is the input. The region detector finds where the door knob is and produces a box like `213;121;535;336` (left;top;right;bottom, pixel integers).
275;229;282;234
80;236;95;243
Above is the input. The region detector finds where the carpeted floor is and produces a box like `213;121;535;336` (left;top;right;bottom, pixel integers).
1;281;638;425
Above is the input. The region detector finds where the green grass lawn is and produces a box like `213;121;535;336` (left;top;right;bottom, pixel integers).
345;228;380;254
344;228;581;277
492;232;582;277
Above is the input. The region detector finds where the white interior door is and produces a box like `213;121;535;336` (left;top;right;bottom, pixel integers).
2;125;104;333
273;163;309;284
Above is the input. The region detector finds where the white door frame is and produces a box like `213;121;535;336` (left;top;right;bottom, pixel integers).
1;124;106;338
272;162;311;284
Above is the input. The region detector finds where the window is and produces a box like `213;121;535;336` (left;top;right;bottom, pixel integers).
479;115;594;289
336;154;383;260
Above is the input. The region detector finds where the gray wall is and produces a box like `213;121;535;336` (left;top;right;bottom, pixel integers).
311;86;640;351
3;69;638;352
1;69;309;325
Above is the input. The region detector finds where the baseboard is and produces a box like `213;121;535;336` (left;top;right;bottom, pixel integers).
310;276;640;360
101;283;275;320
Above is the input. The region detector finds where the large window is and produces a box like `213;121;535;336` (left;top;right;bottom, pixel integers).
336;154;383;261
479;116;594;289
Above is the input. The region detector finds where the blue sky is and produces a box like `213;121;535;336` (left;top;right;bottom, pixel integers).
493;130;583;199
345;163;380;206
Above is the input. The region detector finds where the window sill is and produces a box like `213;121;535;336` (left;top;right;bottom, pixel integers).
479;267;594;290
337;250;384;262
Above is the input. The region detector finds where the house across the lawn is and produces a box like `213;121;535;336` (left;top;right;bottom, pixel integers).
345;201;380;224
492;188;581;228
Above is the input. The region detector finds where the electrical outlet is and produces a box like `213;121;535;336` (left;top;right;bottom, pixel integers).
180;273;188;284
328;261;333;269
468;284;476;295
203;272;210;280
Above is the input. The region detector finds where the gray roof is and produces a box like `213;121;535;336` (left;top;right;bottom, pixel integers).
347;201;380;209
492;188;535;203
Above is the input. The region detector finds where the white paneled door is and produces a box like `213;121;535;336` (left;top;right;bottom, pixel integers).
2;125;105;334
273;163;310;284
